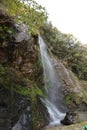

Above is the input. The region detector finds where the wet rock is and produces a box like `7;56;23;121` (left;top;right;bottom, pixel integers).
12;106;32;130
0;10;47;130
12;123;22;130
0;86;30;128
61;111;79;125
0;102;7;109
0;102;11;130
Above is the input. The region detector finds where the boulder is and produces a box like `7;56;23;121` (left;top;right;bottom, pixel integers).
61;111;79;125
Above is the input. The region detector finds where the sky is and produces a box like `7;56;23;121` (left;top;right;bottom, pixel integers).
36;0;87;44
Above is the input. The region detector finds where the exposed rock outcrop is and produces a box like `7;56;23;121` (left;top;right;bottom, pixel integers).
0;9;49;130
0;9;87;130
52;58;87;110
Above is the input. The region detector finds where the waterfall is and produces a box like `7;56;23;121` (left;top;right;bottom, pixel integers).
39;36;66;126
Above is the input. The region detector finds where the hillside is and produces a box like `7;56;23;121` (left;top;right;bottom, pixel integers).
0;1;87;130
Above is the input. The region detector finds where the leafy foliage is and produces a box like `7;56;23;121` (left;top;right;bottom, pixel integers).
0;64;44;99
65;95;72;105
0;0;47;34
40;22;87;80
0;64;45;129
0;63;46;129
0;25;16;45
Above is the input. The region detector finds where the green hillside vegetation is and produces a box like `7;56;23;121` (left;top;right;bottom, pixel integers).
0;0;47;34
40;22;87;80
0;0;87;129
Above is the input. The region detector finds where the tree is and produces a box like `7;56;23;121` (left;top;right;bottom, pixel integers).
0;0;48;34
40;22;87;80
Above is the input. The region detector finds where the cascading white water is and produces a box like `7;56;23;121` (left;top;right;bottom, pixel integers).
39;36;66;126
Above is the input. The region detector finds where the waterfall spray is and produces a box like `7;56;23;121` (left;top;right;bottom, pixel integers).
39;36;66;126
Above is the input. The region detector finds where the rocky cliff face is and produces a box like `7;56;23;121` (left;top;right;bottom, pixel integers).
0;10;49;130
0;9;87;130
52;57;87;110
0;10;39;77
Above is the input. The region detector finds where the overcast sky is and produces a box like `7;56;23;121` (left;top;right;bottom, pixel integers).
36;0;87;43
